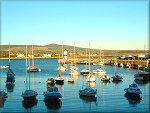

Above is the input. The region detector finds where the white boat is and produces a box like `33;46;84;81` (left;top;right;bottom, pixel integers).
27;45;41;72
86;43;95;83
80;69;90;75
43;86;62;100
86;74;96;82
124;83;142;95
27;66;41;72
79;86;97;97
55;74;64;85
57;65;66;72
70;68;79;76
101;74;111;82
67;76;75;83
93;68;105;75
0;66;9;69
22;46;38;101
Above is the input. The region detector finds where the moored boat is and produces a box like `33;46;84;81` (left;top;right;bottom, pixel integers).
124;82;142;97
101;74;111;82
55;74;64;85
47;78;55;87
111;74;123;82
80;69;90;75
43;86;62;100
79;86;97;97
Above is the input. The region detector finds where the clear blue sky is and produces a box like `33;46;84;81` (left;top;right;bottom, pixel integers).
1;1;149;50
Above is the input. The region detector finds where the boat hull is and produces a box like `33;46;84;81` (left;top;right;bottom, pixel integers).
55;79;64;85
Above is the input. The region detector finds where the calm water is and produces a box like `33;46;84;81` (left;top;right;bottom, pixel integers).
0;59;149;113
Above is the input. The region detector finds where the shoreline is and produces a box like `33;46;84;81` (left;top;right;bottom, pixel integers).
0;57;58;60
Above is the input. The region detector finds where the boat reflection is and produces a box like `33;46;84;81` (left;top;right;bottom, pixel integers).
44;98;62;110
0;97;6;108
86;82;96;87
124;93;141;105
22;99;38;109
100;80;110;85
134;79;148;85
112;80;123;84
79;95;97;102
6;84;15;92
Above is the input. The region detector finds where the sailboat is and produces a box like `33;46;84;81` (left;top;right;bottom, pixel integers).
111;57;123;82
134;54;150;82
86;43;96;83
80;48;90;75
27;45;41;72
57;41;66;72
93;48;106;75
6;44;15;86
55;73;64;85
70;42;79;76
22;46;38;101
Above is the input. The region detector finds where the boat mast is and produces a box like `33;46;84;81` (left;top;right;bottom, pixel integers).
74;42;75;65
32;44;34;66
88;43;90;73
8;44;10;69
26;46;28;90
85;48;87;70
99;47;101;62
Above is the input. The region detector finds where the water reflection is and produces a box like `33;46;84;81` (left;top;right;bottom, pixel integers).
86;82;96;87
134;79;149;85
112;80;123;84
79;95;98;112
79;95;97;102
22;99;38;109
124;93;141;106
6;84;15;92
44;99;62;110
100;80;110;85
0;96;6;108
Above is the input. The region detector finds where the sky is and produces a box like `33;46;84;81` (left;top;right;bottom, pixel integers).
1;0;149;50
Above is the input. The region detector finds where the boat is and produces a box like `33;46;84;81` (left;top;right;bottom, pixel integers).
79;86;97;97
86;43;96;83
78;61;88;65
80;48;90;75
57;65;66;72
6;44;15;86
0;66;9;69
86;74;96;82
43;86;62;100
27;45;41;72
67;77;75;83
22;46;38;101
124;83;142;97
46;78;55;87
80;69;90;75
111;73;123;82
134;71;150;82
93;67;105;75
101;74;111;82
55;74;64;85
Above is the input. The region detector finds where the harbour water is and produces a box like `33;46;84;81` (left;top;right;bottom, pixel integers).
0;59;149;112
